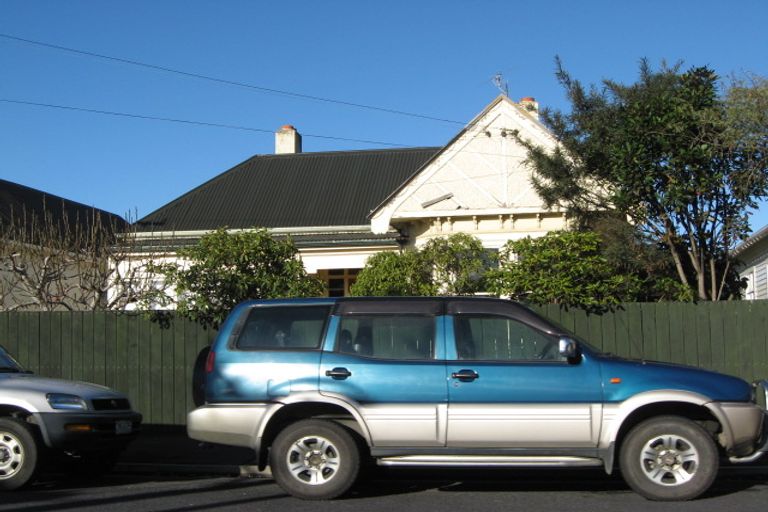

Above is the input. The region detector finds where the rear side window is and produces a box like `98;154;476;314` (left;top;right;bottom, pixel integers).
235;305;330;350
337;315;434;360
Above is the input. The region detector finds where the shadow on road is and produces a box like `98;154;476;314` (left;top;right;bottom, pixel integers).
1;474;279;512
346;466;768;500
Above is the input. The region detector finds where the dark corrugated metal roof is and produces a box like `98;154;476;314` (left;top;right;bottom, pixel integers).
136;147;439;232
0;178;127;233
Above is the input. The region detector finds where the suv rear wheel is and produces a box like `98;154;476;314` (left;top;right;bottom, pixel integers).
0;418;39;490
270;419;360;500
619;415;718;501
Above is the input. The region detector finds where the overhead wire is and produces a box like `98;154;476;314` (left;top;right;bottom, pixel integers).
0;33;466;126
1;98;541;158
0;98;410;147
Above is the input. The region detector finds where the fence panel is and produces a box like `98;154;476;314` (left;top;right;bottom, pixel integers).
2;301;768;425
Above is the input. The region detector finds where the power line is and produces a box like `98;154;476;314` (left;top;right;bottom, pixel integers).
0;99;409;147
0;99;545;157
0;33;466;126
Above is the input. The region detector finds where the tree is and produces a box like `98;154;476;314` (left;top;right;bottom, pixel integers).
516;59;768;300
350;234;494;297
150;228;323;328
487;231;643;310
0;204;162;311
421;233;491;295
586;214;694;302
349;250;436;296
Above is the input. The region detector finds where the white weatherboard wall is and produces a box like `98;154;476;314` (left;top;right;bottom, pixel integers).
735;226;768;300
371;95;568;250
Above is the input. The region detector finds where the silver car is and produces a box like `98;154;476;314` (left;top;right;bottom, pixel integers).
0;345;141;490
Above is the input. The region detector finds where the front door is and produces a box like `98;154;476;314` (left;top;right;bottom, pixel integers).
446;312;603;448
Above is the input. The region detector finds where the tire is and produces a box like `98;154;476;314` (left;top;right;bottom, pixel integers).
619;415;718;501
192;346;211;407
269;419;360;500
0;418;39;491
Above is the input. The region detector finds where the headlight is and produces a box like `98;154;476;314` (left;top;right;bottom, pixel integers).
46;393;87;411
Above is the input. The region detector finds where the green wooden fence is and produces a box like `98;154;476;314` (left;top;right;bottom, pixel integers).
531;301;768;383
1;301;767;425
0;311;217;425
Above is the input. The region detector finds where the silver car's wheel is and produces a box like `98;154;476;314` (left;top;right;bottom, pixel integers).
620;416;718;501
270;420;360;500
0;431;24;478
0;418;38;490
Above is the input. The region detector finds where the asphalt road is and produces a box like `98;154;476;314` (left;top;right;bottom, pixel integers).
2;467;768;512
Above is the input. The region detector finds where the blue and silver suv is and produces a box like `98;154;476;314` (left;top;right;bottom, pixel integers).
188;297;768;501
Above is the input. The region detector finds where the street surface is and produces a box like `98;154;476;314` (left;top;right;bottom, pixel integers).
2;467;767;512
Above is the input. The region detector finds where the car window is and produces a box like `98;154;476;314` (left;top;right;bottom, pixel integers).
454;315;562;361
337;315;434;360
235;305;330;350
0;346;23;372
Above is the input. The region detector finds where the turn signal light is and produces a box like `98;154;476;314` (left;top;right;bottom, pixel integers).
64;424;94;432
610;378;622;384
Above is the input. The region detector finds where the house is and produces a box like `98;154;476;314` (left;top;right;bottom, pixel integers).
0;178;127;310
135;95;568;296
734;224;768;300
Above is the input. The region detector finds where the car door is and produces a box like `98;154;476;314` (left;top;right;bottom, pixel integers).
319;299;448;447
445;301;604;448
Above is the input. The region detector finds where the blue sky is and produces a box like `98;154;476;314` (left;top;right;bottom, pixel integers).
1;0;767;231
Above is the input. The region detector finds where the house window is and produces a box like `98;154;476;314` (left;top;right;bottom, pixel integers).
745;270;756;300
317;269;360;297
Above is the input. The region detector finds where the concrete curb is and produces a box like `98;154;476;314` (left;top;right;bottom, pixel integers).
114;462;274;478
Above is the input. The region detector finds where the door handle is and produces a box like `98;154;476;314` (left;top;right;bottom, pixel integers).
325;367;352;380
451;369;479;381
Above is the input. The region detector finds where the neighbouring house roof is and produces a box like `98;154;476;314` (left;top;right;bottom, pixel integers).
135;147;440;233
734;223;768;261
0;178;127;234
735;224;768;255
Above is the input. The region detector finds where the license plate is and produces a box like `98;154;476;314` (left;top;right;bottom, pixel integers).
116;420;132;435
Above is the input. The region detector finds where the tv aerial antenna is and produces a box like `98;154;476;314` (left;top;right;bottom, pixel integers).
493;72;509;97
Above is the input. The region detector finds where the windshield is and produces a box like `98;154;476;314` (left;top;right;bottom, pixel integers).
0;346;24;372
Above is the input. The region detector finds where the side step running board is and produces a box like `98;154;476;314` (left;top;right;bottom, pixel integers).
377;455;603;468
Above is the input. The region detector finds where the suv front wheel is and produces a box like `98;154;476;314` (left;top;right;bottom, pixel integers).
619;415;718;501
269;419;360;500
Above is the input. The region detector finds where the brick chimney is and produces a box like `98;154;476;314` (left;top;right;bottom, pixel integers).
519;97;539;119
275;125;302;154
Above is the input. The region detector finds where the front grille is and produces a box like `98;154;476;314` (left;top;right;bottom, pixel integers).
91;398;131;411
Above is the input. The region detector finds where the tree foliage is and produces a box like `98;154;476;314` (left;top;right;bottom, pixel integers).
350;233;493;297
150;228;323;328
487;231;644;310
349;250;436;296
421;233;491;295
517;59;768;300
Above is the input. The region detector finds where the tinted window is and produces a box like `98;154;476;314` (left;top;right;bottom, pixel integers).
235;306;330;350
454;315;562;361
337;315;434;360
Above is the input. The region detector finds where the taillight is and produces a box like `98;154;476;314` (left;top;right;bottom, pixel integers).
205;350;216;373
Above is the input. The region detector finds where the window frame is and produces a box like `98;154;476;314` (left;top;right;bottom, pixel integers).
335;313;437;361
229;304;332;352
452;313;565;363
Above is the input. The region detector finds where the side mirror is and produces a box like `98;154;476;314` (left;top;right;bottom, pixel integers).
559;337;579;360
